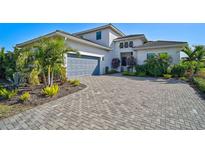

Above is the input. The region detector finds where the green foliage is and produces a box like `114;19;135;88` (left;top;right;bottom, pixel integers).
122;71;136;76
135;64;147;74
193;77;205;92
106;69;119;74
0;88;18;99
29;69;40;86
19;92;30;102
145;53;171;77
170;64;187;77
179;76;188;81
182;45;205;75
68;79;80;86
136;72;146;77
42;84;59;97
0;48;16;79
163;74;172;79
33;37;77;86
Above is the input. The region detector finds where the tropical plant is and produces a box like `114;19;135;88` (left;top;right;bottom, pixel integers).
145;53;171;77
42;84;59;97
182;45;205;76
193;77;205;92
0;88;18;99
19;92;30;102
111;58;120;69
0;48;17;80
170;64;187;77
163;74;172;79
32;37;77;86
135;64;147;74
28;69;40;86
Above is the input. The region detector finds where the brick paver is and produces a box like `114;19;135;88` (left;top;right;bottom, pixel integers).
1;74;205;130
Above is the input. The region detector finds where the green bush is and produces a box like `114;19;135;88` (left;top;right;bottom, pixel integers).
136;72;146;77
179;76;188;81
68;79;80;86
163;74;172;79
19;92;30;102
144;53;171;77
0;88;18;99
106;69;119;74
42;84;59;97
122;71;136;76
171;64;187;77
193;77;205;92
29;69;40;86
135;65;147;73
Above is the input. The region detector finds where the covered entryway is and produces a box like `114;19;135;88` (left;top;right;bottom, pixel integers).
67;54;100;78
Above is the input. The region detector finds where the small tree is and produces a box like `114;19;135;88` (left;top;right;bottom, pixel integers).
111;58;120;69
182;45;205;77
32;37;78;86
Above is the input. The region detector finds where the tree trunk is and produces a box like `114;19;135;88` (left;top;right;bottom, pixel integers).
42;72;47;86
51;70;54;86
48;65;51;86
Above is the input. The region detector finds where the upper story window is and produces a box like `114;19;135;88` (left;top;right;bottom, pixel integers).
96;31;101;40
129;41;133;47
119;42;123;48
124;42;129;48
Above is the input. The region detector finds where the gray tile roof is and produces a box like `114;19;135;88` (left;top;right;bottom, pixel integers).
135;40;187;49
115;34;145;39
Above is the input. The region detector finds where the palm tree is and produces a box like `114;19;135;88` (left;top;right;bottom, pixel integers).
182;45;205;75
33;37;78;86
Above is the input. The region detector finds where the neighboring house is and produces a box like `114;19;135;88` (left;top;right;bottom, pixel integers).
16;24;187;78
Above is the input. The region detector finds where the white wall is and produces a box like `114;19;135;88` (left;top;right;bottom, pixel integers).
113;39;144;58
136;47;182;65
64;39;111;74
80;28;121;47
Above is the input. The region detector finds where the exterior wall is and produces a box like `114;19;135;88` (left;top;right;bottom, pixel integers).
80;28;121;47
136;47;182;65
64;39;111;74
112;39;144;59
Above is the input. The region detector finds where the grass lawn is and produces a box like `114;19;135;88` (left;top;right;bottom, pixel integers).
0;104;31;119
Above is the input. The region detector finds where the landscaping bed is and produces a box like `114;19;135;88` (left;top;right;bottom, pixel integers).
0;82;86;120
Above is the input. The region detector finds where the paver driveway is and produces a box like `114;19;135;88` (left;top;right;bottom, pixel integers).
1;74;205;130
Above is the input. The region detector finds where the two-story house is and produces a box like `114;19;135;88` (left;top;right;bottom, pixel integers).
16;24;187;78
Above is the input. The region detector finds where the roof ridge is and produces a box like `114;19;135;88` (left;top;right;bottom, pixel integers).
73;23;125;36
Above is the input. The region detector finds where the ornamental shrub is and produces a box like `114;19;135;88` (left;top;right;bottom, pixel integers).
42;84;59;97
111;58;120;69
0;88;18;99
171;64;187;77
193;77;205;92
19;92;30;102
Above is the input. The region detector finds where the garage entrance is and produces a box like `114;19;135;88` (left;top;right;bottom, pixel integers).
67;54;100;78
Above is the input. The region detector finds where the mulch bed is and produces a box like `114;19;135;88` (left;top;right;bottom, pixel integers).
0;82;86;120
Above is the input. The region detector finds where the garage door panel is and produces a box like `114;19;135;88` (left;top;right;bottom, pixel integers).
67;54;100;78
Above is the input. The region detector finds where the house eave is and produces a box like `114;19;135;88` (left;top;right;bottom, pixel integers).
134;43;187;50
114;36;147;42
16;31;112;51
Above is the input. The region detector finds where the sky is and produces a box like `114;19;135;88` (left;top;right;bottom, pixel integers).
0;23;205;51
